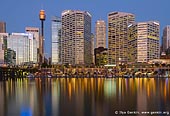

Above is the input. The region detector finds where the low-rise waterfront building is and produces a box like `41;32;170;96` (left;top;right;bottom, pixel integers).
94;47;108;66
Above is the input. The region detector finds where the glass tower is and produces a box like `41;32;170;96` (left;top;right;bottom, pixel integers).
51;16;61;64
7;33;30;65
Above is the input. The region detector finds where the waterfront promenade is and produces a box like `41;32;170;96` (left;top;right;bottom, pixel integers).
0;65;170;78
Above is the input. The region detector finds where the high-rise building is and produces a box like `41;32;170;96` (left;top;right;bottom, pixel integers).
95;20;106;48
0;33;8;65
51;16;62;64
0;22;6;33
91;33;95;64
162;26;170;53
61;10;92;65
128;21;160;63
25;27;39;62
7;33;34;65
108;12;135;65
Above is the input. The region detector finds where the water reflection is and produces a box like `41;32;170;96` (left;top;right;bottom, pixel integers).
0;78;170;116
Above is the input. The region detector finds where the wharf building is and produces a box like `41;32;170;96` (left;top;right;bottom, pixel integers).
128;21;160;63
51;16;62;64
61;10;92;65
108;12;135;65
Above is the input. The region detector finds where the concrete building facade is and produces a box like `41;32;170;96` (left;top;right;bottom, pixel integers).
95;20;106;48
162;26;170;53
108;12;135;65
128;21;160;63
61;10;92;65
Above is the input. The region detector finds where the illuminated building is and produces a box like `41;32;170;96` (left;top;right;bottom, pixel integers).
108;12;135;65
162;26;170;53
128;21;160;63
25;27;39;62
51;16;61;64
94;47;108;66
0;22;6;33
61;10;92;65
95;20;106;48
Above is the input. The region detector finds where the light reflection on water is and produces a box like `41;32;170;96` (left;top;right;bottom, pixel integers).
0;78;170;116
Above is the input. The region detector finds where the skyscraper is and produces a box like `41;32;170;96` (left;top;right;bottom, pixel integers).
61;10;92;65
0;22;6;33
51;16;62;64
95;20;106;48
0;33;8;65
25;27;39;62
128;21;160;63
7;33;32;65
91;33;95;64
108;12;135;65
162;26;170;53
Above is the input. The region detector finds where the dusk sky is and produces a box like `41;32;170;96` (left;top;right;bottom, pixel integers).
0;0;170;58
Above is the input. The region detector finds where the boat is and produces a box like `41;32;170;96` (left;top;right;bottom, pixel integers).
27;73;34;78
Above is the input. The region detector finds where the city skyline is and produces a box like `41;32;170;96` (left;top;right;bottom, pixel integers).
0;0;170;58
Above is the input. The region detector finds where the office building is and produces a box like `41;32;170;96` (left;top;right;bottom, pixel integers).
162;26;170;53
128;21;160;63
108;12;135;65
25;27;39;62
51;16;62;64
95;20;106;48
91;33;95;64
0;22;6;33
0;33;8;65
94;47;108;66
61;10;92;65
7;33;34;65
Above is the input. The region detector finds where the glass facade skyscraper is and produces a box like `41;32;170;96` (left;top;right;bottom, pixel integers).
51;16;61;64
7;33;31;65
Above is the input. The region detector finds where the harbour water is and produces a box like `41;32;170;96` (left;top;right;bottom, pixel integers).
0;78;170;116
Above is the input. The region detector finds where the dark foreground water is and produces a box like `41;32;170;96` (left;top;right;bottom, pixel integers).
0;78;170;116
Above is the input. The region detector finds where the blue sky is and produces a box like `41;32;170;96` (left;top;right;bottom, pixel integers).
0;0;170;58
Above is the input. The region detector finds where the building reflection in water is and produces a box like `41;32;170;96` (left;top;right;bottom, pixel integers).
0;78;170;116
